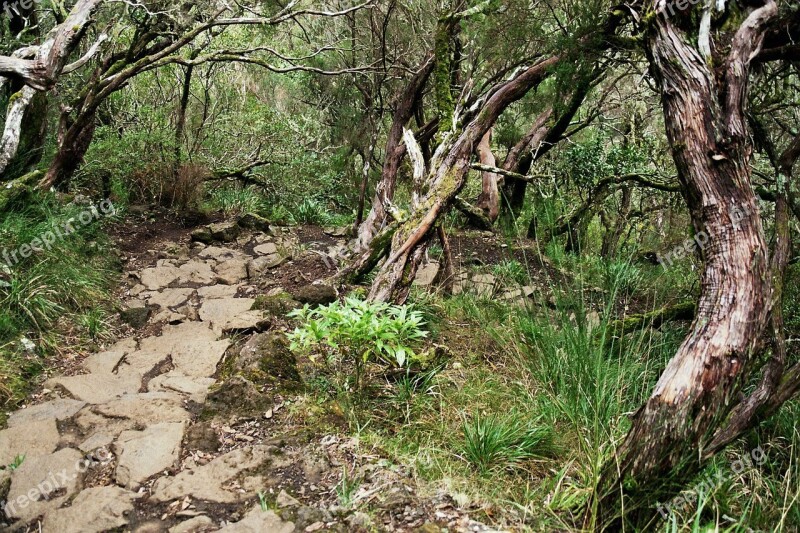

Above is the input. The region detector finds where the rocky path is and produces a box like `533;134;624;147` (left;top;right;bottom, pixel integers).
0;218;506;533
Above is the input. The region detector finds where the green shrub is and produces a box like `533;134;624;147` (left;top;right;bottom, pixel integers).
288;297;428;389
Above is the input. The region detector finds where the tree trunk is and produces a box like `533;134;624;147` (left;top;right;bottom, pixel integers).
367;55;561;303
597;1;778;525
174;64;194;181
475;129;499;222
354;56;434;252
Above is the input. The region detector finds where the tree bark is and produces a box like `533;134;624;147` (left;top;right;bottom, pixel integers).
597;1;778;525
475;129;500;223
354;56;434;252
367;55;562;303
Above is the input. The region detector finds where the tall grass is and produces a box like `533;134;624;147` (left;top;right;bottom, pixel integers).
0;194;119;411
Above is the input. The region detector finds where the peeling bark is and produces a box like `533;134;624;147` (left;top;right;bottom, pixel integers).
597;1;779;524
475;129;500;222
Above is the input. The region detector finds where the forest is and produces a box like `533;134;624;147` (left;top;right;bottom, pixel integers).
0;0;799;531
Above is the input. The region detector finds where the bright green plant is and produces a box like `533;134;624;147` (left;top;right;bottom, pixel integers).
288;297;428;390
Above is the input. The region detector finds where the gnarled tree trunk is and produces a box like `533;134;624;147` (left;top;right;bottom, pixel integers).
597;1;778;526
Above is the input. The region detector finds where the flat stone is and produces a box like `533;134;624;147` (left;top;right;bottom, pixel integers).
170;516;215;533
75;392;190;437
220;311;271;336
276;489;301;508
148;373;216;401
115;422;185;489
153;310;187;324
217;507;294;533
83;338;138;374
5;448;84;522
78;432;114;453
254;243;280;256
151;446;276;503
199;298;255;326
0;418;60;465
6;399;86;428
141;266;181;290
117;349;171;377
42;486;137;533
178;260;216;285
198;246;243;262
45;371;143;404
215;259;249;285
197;284;240;299
139;322;230;378
414;262;440;287
149;288;196;309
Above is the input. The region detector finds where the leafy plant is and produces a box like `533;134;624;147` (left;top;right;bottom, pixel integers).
8;454;25;471
288;297;428;389
336;467;362;508
492;260;529;286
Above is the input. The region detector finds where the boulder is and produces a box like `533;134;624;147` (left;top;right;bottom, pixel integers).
191;222;242;244
251;291;302;316
237;213;271;233
291;283;337;306
237;332;302;391
120;306;152;328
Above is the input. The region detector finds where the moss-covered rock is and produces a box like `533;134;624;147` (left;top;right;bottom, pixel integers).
237;213;271;233
251;292;302;316
290;284;337;306
202;376;274;419
237;332;303;393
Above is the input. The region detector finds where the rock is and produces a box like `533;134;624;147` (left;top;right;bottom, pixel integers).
0;418;60;465
198;246;242;262
140;266;181;290
178;260;217;285
217;507;294;533
203;376;275;419
5;448;84;522
215;259;249;285
153;310;188;324
237;213;271;233
197;284;240;299
115;422;185;489
253;243;278;256
78;432;114;453
148;373;216;401
6;398;85;428
45;371;143;404
75;392;191;437
471;273;497;298
42;486;137;533
291;284;337;306
221;311;271;336
414;262;440;287
346;512;372;529
139;322;230;378
148;288;196;309
323;226;350;237
245;255;286;277
199;297;255;327
191;222;242;244
170;516;216;533
151;445;276;504
177;304;200;322
82;338;138;374
237;332;302;391
120;306;152;328
251;292;302;316
276;489;301;508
